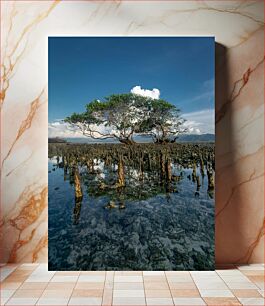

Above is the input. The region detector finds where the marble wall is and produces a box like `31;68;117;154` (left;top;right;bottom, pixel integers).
0;1;264;264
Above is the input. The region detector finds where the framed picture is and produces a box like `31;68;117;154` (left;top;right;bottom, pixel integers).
48;36;215;271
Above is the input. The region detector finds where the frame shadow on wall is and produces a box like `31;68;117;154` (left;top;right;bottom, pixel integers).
215;42;244;265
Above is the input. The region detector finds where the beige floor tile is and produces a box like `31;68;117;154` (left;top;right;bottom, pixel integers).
144;282;169;290
192;276;223;282
104;280;114;290
0;289;15;298
112;296;146;305
114;275;143;283
195;281;228;290
6;271;32;278
114;282;144;290
72;289;103;297
258;290;264;297
247;276;264;283
203;297;242;305
238;297;265;305
241;270;264;276
45;282;76;290
115;271;143;276
0;265;17;274
199;289;234;297
68;297;102;305
0;282;22;290
237;264;264;271
170;289;200;297
143;271;165;276
6;297;38;305
226;282;258;289
40;289;72;298
255;282;264;290
78;275;105;282
37;297;69;305
232;289;262;298
144;276;167;282
167;276;193;283
9;268;33;273
3;275;28;283
219;275;250;282
165;271;190;276
55;271;80;276
80;271;106;275
50;275;78;282
25;276;54;283
1;297;10;305
173;297;206;305
145;290;171;298
19;264;39;270
113;289;145;298
19;282;48;290
2;264;264;305
74;282;104;290
168;282;197;289
30;271;55;277
0;289;15;305
1;269;18;282
146;297;174;305
216;270;245;276
12;289;44;298
102;289;112;306
105;271;115;278
191;271;217;277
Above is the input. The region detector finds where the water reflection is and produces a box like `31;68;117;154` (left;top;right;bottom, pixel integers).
48;143;215;270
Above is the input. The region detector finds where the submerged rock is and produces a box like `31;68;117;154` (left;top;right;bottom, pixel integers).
105;201;116;209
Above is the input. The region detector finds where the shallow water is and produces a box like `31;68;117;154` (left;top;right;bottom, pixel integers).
48;156;215;271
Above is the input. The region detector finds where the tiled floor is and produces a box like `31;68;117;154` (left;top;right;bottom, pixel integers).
0;264;264;305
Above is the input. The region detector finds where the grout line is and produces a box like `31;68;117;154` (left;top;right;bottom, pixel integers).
109;271;117;306
1;264;265;305
165;270;174;305
111;271;114;306
218;267;251;306
101;270;107;306
67;271;81;305
142;270;147;306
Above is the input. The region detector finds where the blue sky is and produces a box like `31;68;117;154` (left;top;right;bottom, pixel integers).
48;37;214;136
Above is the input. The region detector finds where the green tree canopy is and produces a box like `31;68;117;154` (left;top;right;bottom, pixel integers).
138;99;187;144
65;93;186;144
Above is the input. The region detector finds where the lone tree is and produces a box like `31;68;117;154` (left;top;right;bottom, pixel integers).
65;93;152;145
139;99;187;144
65;93;186;144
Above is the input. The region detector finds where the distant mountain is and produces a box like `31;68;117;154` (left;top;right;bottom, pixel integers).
62;134;215;144
48;137;67;143
177;133;215;142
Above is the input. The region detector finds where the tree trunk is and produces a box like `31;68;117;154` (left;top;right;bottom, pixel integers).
196;175;201;191
192;162;197;182
117;158;125;187
165;157;172;181
119;138;135;145
73;199;82;225
160;152;166;180
207;170;214;190
74;167;83;200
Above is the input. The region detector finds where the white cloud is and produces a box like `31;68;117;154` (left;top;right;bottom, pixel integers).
131;86;160;99
48;121;85;138
182;109;214;134
48;120;116;140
